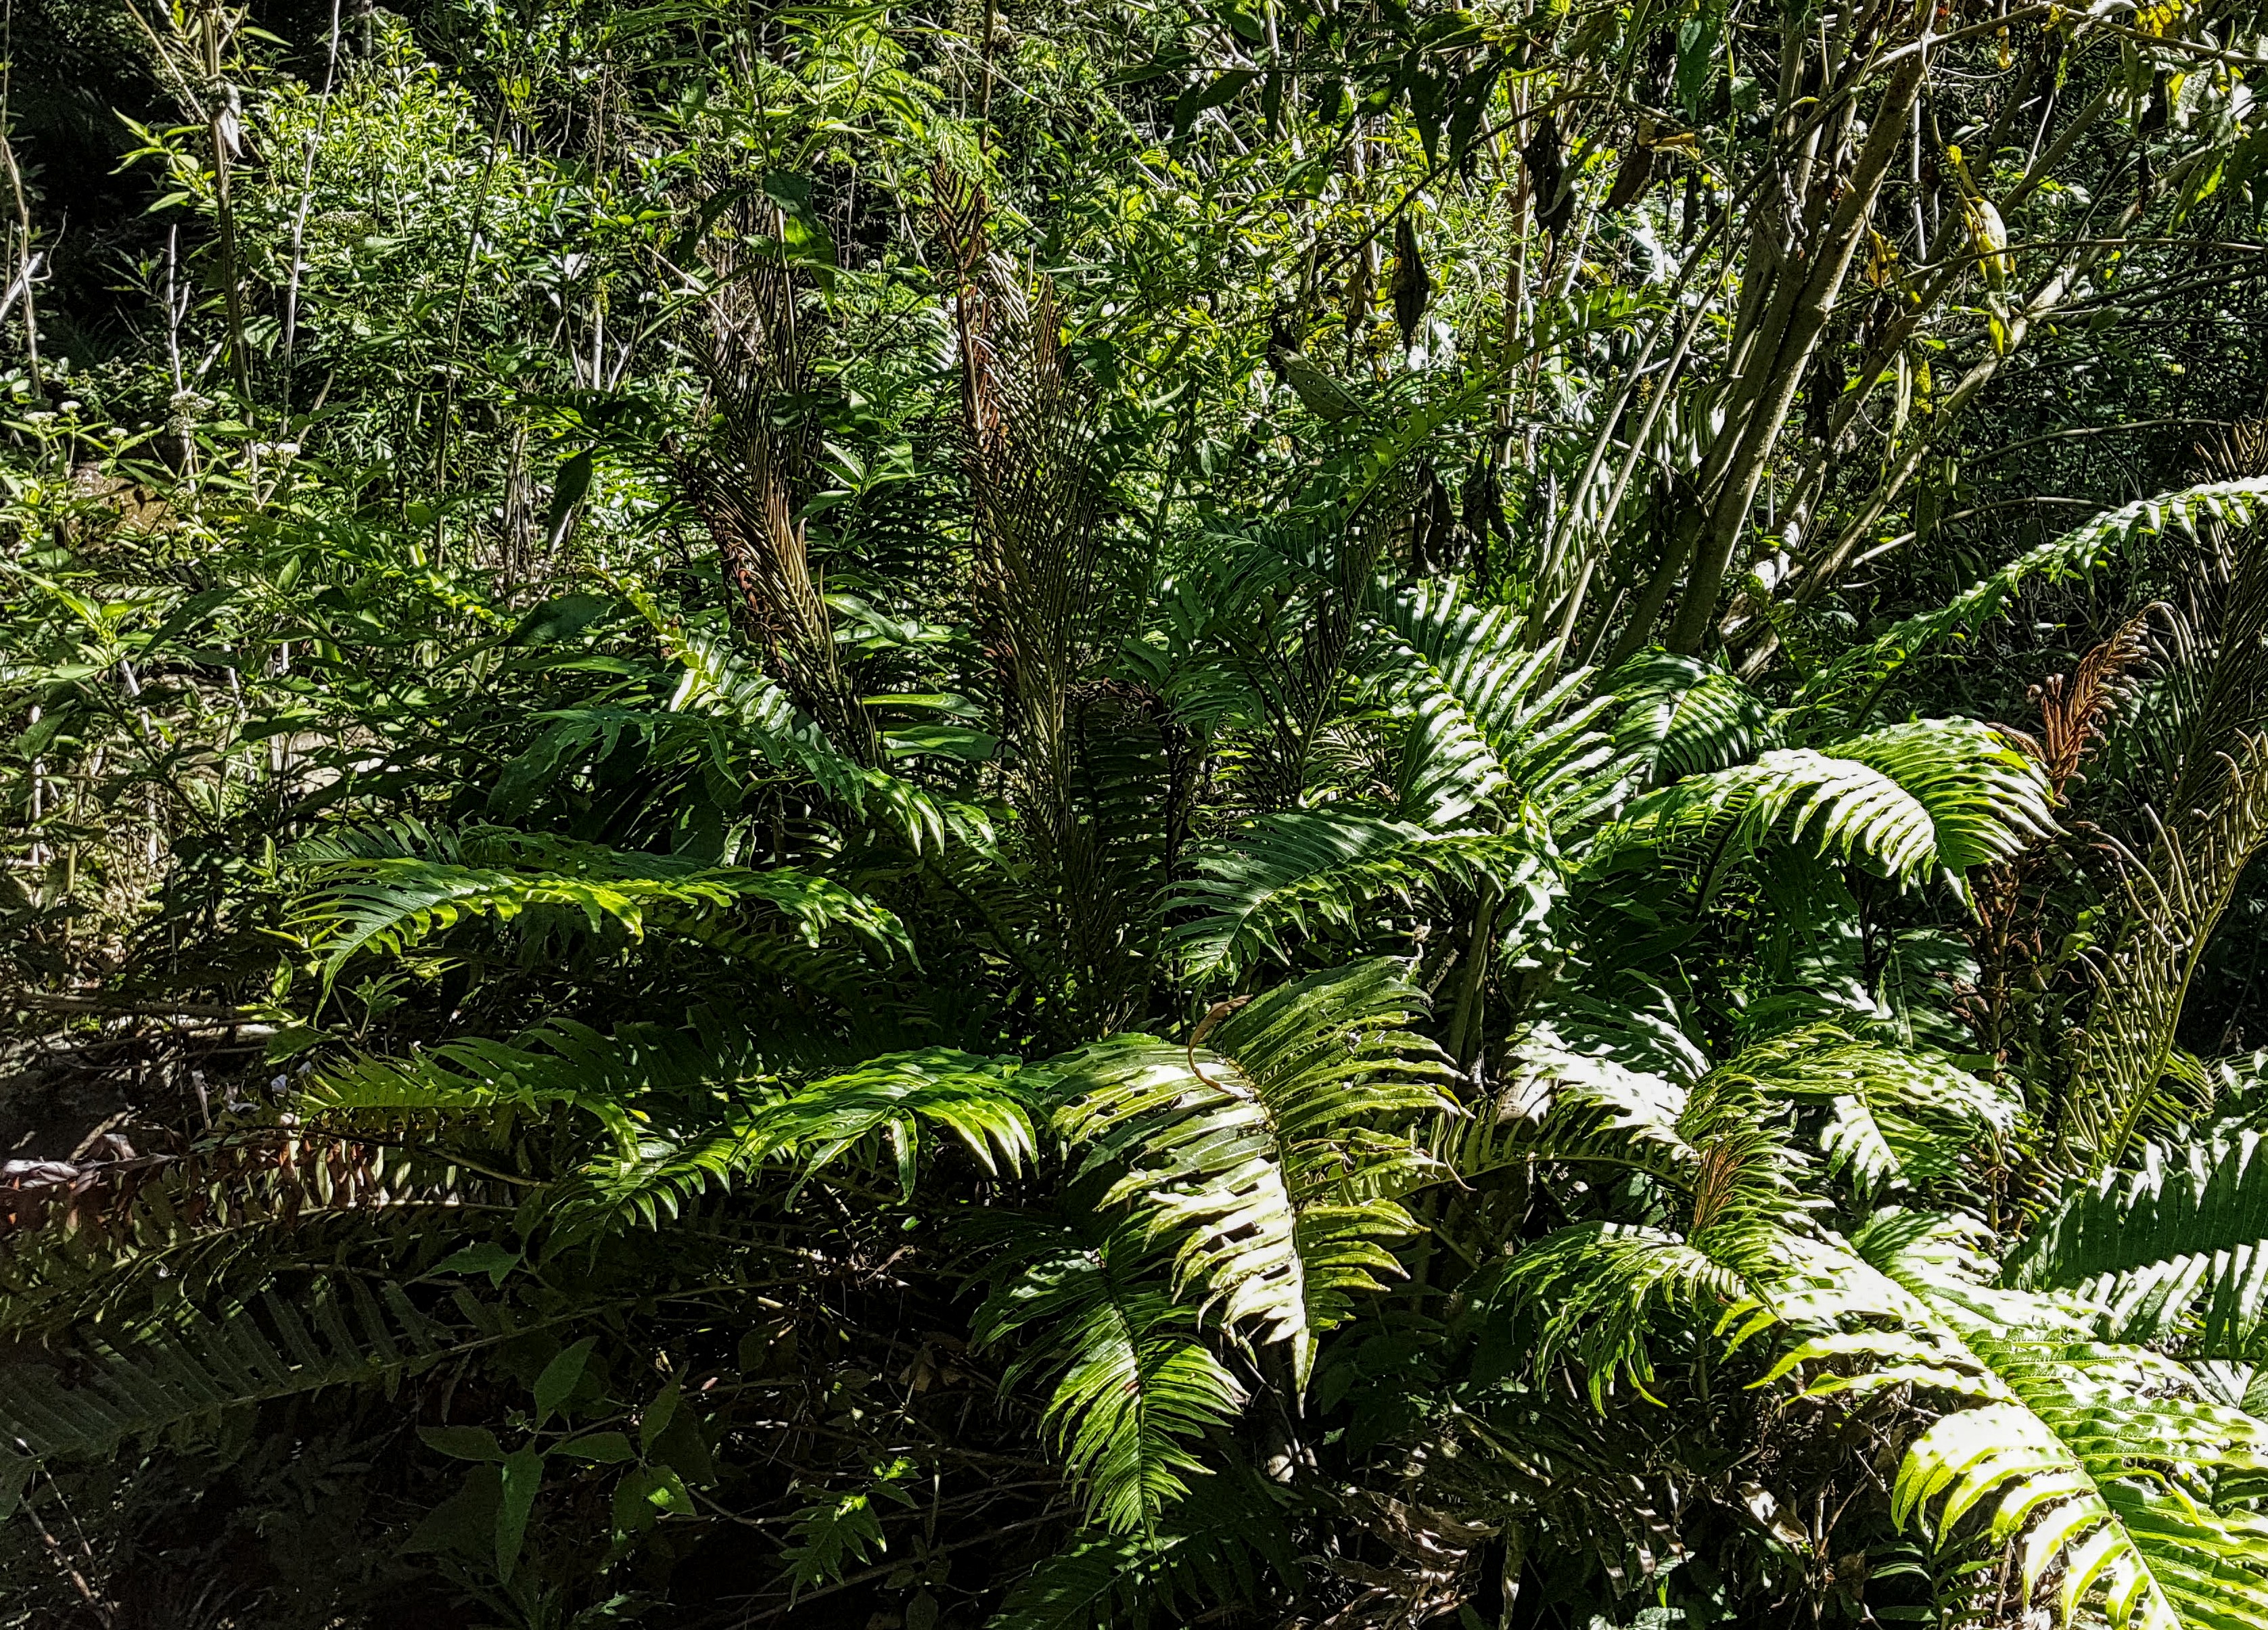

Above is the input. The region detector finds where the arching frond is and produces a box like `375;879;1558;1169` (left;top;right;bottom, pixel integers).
1167;809;1558;981
1602;718;2055;897
292;822;909;977
1721;1026;2020;1194
0;1280;522;1472
2009;1130;2268;1357
1374;578;1621;826
1050;960;1455;1380
1765;1215;2268;1630
1607;651;1777;787
1804;477;2268;716
973;1217;1247;1539
553;1049;1042;1232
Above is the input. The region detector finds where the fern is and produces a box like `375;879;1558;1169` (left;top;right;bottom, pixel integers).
1765;1215;2268;1630
985;1473;1300;1629
551;1048;1042;1232
1167;809;1558;981
1050;960;1455;1381
1803;477;2268;716
1602;718;2055;897
973;1215;1247;1539
0;1279;519;1469
2008;1130;2268;1357
1608;651;1777;787
1374;578;1621;827
293;822;909;977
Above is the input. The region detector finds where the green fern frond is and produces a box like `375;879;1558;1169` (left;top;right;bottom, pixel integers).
1804;477;2268;715
613;572;994;855
986;1473;1300;1629
0;1278;518;1471
2008;1130;2268;1357
1763;1215;2268;1630
293;823;909;977
1050;960;1454;1380
1374;578;1620;827
1607;651;1777;787
973;1216;1247;1539
553;1049;1041;1232
1603;718;2055;897
1167;809;1558;981
1721;1026;2019;1195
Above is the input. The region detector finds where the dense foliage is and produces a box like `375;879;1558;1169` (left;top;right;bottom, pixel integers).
6;0;2268;1623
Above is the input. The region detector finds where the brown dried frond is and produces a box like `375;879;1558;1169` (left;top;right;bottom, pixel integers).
2029;605;2158;795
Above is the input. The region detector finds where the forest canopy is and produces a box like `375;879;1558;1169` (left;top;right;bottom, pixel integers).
5;0;2268;1623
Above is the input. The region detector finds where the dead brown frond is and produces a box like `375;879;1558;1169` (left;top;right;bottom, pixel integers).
672;199;875;762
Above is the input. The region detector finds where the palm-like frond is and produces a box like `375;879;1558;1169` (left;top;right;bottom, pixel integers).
0;1280;522;1472
292;822;909;977
1167;810;1558;981
1607;651;1777;787
1601;718;2055;897
2008;1130;2268;1357
1765;1215;2268;1630
1721;1025;2020;1195
973;1217;1247;1539
1802;477;2268;718
1050;960;1455;1380
554;1049;1042;1231
1374;578;1620;828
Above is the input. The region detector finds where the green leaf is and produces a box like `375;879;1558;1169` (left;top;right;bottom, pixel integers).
496;1446;544;1581
418;1425;506;1462
533;1336;596;1423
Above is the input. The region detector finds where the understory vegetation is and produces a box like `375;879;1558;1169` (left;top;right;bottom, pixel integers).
7;0;2268;1623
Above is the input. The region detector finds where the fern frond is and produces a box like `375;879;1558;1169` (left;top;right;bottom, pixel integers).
1374;578;1620;827
973;1217;1247;1539
1607;651;1777;787
2009;1130;2268;1357
1602;718;2055;897
0;1279;520;1472
986;1474;1300;1630
553;1049;1041;1232
293;823;909;977
1805;477;2268;714
1167;809;1558;981
1050;960;1454;1380
1763;1215;2268;1630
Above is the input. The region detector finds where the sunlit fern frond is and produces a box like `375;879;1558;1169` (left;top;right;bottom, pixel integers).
2008;1130;2268;1358
550;1048;1044;1234
1761;1213;2268;1630
1596;717;2056;900
1605;650;1778;788
1167;808;1560;983
1374;578;1619;828
1717;1025;2020;1196
1049;959;1455;1382
973;1214;1247;1539
291;821;909;980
